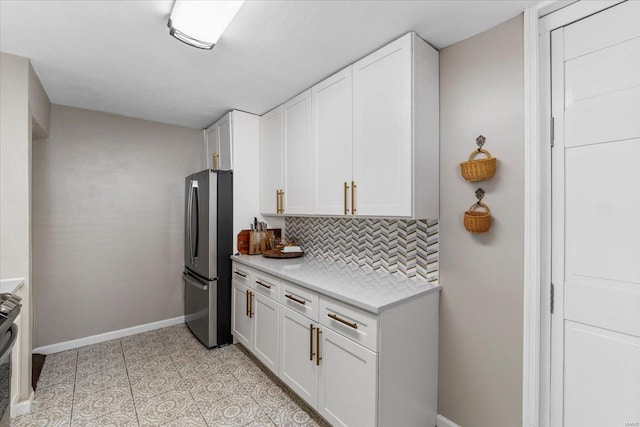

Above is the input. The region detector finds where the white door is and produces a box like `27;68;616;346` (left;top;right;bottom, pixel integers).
317;327;377;427
284;89;312;214
260;106;284;215
352;33;412;217
312;67;353;215
218;112;233;171
551;3;640;426
232;280;252;349
204;123;219;169
252;292;279;375
279;306;318;407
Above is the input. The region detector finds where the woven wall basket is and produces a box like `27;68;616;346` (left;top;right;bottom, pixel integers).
460;149;497;182
463;202;491;233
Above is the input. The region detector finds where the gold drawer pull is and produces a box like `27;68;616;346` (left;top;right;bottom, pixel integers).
351;181;357;214
249;291;254;318
328;313;358;329
256;280;272;289
234;270;247;278
285;294;306;305
309;324;315;361
343;182;349;215
246;289;250;316
316;328;322;366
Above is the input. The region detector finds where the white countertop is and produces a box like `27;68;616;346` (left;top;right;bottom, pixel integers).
0;278;24;294
232;255;441;314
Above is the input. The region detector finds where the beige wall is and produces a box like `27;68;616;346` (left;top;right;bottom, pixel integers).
1;52;51;404
438;15;524;427
33;105;201;347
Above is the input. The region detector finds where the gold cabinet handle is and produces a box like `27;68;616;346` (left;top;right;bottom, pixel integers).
309;324;316;361
343;182;349;215
249;291;254;318
284;294;306;305
212;152;219;170
351;181;357;214
280;190;285;214
276;190;280;214
234;270;247;278
328;313;358;329
256;280;271;289
316;328;322;366
246;289;249;316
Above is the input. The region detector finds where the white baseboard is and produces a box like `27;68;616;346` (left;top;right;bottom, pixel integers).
437;414;461;427
33;316;185;355
11;390;34;418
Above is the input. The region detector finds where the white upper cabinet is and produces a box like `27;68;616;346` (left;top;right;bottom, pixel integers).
260;106;284;215
259;32;438;219
217;113;233;171
352;32;438;218
284;89;313;215
312;67;353;216
203;111;235;171
204;122;220;169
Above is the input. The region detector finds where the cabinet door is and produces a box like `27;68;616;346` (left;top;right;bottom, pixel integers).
312;67;353;215
232;281;252;349
260;106;284;215
317;327;378;427
284;90;312;214
252;292;279;375
204;123;220;169
279;307;318;407
352;33;412;217
218;112;233;171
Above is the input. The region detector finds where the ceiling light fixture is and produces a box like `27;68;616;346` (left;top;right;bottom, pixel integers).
168;0;245;50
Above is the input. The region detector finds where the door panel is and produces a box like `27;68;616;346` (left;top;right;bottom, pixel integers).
252;292;279;375
260;107;283;215
184;272;213;345
551;3;640;425
278;307;317;407
205;124;219;169
312;67;353;215
232;281;251;349
284;90;312;214
564;321;640;427
218;113;233;171
352;33;412;216
317;327;377;427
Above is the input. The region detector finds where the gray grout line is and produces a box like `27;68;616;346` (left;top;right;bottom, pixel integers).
121;339;141;427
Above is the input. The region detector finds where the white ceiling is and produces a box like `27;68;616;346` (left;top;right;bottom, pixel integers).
0;1;536;129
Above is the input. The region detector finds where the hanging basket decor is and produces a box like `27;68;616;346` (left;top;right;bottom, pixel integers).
463;188;491;233
459;135;497;182
464;203;492;233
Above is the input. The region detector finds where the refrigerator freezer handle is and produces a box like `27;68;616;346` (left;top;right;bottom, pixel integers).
187;182;194;264
183;271;209;291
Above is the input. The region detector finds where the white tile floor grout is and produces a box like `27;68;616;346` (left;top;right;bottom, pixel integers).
12;324;328;427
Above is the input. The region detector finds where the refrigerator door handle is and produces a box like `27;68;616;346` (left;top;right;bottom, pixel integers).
193;185;199;262
187;182;194;264
184;271;209;291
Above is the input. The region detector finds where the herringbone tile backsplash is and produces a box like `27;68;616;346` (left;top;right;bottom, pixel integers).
285;217;438;283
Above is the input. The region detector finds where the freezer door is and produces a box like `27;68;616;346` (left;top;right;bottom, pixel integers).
183;271;217;347
184;170;217;279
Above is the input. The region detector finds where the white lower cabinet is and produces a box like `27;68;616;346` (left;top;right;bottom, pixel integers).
252;292;279;374
232;280;252;349
318;328;377;427
279;307;319;406
232;261;439;427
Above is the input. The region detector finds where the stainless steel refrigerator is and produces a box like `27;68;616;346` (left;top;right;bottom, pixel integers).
183;169;233;348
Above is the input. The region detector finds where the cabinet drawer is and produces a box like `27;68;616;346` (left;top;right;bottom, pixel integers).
232;264;253;288
279;281;319;322
253;271;279;301
320;297;378;352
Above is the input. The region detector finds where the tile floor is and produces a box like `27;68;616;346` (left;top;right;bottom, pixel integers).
12;324;329;427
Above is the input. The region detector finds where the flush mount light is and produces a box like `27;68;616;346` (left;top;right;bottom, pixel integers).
168;0;245;50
